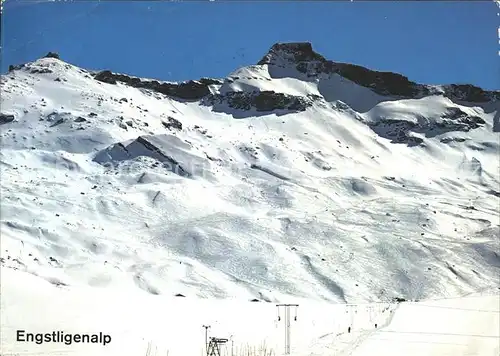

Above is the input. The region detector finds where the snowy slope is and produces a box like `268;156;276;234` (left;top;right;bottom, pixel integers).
1;44;499;308
1;268;498;356
349;294;500;356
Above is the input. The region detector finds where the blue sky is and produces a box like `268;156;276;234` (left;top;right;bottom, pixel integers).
2;0;499;90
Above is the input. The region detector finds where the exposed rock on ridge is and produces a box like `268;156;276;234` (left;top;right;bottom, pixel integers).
93;70;319;113
203;90;320;113
258;42;500;103
8;43;498;108
360;107;486;146
94;70;219;100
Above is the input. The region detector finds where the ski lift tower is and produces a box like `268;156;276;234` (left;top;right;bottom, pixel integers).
276;304;299;354
202;325;211;353
206;337;228;356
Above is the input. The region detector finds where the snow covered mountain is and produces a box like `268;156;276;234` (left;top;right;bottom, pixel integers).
1;43;499;304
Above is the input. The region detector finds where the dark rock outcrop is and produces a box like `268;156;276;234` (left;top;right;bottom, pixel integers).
8;52;59;72
258;42;327;66
204;90;319;113
8;64;25;72
368;107;486;145
441;84;498;103
370;119;420;145
438;107;485;130
29;67;53;74
0;113;15;124
94;70;211;100
334;63;428;98
43;52;60;60
440;136;467;144
199;77;224;86
162;116;183;130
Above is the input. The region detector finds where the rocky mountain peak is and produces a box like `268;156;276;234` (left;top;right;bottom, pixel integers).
257;42;326;66
257;42;499;103
6;42;498;105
